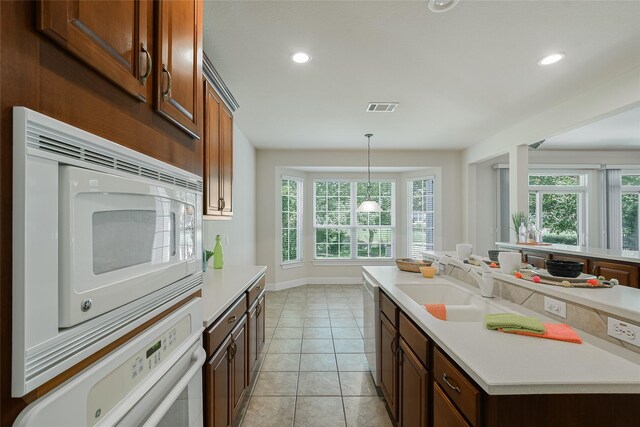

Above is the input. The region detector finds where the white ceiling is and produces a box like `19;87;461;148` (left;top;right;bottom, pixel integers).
203;0;640;150
541;105;640;150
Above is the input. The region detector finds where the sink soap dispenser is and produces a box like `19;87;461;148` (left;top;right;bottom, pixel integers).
213;235;224;269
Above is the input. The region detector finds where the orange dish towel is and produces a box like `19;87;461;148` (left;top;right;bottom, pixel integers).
425;304;447;321
499;323;582;344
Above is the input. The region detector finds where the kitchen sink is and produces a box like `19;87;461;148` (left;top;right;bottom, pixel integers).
396;283;474;305
442;301;505;322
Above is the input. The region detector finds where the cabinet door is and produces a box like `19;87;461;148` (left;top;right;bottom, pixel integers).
156;0;203;138
231;316;247;419
256;295;266;356
204;80;222;215
380;312;398;421
219;103;233;215
38;0;150;100
433;383;471;427
248;302;258;379
522;251;548;269
399;339;429;427
205;335;232;427
552;254;589;273
591;260;639;288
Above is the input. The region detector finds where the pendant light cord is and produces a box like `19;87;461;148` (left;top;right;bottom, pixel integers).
365;133;373;198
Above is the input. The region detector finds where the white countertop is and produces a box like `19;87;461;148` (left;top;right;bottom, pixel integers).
201;265;267;328
496;242;640;264
364;266;640;395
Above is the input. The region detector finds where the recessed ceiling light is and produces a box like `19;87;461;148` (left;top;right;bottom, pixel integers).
428;0;460;13
291;52;311;64
538;53;565;66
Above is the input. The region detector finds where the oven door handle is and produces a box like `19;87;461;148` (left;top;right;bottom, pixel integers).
140;346;206;427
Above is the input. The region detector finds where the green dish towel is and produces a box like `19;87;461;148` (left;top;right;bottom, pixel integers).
484;313;545;334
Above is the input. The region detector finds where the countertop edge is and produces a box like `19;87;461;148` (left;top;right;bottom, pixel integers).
496;242;640;264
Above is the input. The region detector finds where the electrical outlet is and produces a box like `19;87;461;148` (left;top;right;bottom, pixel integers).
543;296;567;318
608;317;640;347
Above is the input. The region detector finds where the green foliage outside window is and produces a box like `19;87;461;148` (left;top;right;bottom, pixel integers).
282;178;302;262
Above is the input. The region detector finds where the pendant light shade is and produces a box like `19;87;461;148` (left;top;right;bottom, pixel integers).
357;134;382;213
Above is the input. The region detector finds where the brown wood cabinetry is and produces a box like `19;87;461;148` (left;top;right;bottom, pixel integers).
155;0;203;138
399;338;429;427
230;316;247;419
38;0;151;101
521;251;548;269
204;80;233;217
380;308;399;422
591;260;639;288
551;254;590;273
434;383;471;427
434;348;480;426
205;334;232;427
248;292;266;379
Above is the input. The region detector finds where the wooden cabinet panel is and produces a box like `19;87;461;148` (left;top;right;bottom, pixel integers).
205;334;232;427
248;301;258;381
399;312;429;368
38;0;150;100
434;348;480;427
434;383;470;427
522;251;548;269
399;339;429;427
156;0;203;138
257;294;266;356
204;295;246;357
380;311;399;421
230;316;247;419
591;260;639;288
247;275;266;308
380;290;398;327
204;79;233;217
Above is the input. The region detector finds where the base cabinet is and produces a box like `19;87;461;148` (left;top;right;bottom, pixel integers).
434;383;470;427
399;338;429;427
205;335;231;427
247;292;266;379
380;311;399;422
591;260;639;288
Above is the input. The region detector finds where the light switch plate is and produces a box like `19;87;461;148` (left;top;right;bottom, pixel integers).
543;296;567;318
607;317;640;347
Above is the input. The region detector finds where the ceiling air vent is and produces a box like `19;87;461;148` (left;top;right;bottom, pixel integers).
366;102;399;113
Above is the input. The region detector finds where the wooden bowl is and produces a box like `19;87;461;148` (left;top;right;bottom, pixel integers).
396;258;432;273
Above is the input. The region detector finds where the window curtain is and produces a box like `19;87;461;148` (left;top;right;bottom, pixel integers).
606;169;622;250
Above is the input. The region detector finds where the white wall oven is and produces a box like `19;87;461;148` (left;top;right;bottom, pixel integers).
14;298;205;427
12;107;203;396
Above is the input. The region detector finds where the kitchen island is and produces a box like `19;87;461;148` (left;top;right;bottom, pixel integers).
496;241;640;288
364;265;640;426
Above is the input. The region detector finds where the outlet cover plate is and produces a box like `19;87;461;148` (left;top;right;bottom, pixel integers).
607;317;640;347
543;296;567;318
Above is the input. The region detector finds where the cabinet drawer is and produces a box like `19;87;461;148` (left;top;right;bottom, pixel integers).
434;348;480;426
205;295;247;357
380;290;398;327
246;274;266;307
591;260;639;288
433;382;471;427
400;312;429;368
550;254;589;273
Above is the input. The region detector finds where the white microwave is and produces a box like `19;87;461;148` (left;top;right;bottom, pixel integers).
13;107;203;396
59;165;199;327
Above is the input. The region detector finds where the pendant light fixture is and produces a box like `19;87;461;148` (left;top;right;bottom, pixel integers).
356;133;382;213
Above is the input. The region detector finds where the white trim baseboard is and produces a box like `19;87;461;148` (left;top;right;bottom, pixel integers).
265;276;362;291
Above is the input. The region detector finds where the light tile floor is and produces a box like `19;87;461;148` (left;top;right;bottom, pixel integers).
239;284;393;427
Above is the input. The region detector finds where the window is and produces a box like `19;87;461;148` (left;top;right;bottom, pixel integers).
281;177;303;263
622;174;640;251
528;174;586;246
408;178;435;258
314;180;394;259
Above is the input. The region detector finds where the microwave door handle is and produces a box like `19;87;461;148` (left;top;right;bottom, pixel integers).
140;346;206;427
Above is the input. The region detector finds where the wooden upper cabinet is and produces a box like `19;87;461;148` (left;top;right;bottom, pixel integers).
38;0;151;101
204;80;233;217
156;0;203;138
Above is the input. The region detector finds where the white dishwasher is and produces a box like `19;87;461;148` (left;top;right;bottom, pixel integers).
362;271;381;386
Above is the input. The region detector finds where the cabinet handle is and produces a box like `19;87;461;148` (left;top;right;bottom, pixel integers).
256;302;262;317
390;337;396;354
592;265;599;276
140;43;152;84
227;315;237;324
219;198;226;211
442;373;461;393
161;64;172;100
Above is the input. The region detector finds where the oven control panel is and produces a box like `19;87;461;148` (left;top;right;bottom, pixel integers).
87;314;191;426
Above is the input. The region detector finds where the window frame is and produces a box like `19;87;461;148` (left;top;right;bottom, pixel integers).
406;176;435;258
312;179;396;261
281;175;304;265
621;173;640;251
528;172;587;246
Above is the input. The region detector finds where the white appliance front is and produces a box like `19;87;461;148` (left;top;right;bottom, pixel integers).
363;271;381;386
59;166;198;327
14;298;205;427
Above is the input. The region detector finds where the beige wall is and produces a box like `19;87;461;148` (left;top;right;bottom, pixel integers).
203;125;257;267
256;149;463;287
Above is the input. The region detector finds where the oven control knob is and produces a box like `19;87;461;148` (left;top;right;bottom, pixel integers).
81;298;93;312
